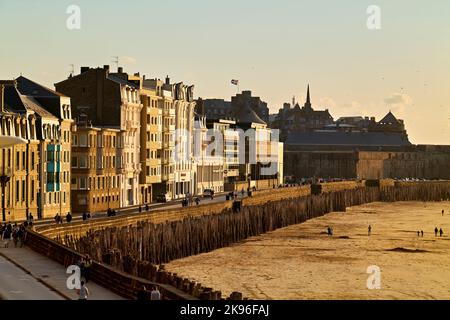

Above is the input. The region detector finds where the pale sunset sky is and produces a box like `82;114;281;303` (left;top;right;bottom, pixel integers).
1;0;449;144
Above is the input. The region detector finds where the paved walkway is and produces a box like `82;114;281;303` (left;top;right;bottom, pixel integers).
0;246;124;300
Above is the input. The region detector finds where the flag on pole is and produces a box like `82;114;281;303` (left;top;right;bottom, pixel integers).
231;79;239;86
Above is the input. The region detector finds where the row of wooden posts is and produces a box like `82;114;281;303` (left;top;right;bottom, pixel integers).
58;182;450;300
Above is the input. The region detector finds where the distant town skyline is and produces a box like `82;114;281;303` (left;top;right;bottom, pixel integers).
1;0;449;144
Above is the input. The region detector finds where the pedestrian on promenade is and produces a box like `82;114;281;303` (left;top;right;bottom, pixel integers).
82;212;87;221
139;205;142;213
195;197;200;206
417;231;420;237
2;226;11;248
435;227;439;237
440;228;444;237
368;225;372;236
17;226;24;247
77;281;90;300
137;285;149;300
84;255;92;283
421;230;424;237
150;286;161;300
29;213;34;226
145;204;149;212
66;212;72;223
12;227;19;247
442;209;445;216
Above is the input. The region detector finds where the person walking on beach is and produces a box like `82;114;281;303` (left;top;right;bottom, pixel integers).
77;281;90;300
442;210;445;216
440;228;444;237
435;227;439;237
368;225;372;236
150;286;161;300
417;231;420;237
421;230;424;237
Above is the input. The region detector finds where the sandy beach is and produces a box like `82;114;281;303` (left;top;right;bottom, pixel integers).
165;201;450;300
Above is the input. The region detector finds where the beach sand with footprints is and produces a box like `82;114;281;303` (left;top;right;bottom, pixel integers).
165;201;450;300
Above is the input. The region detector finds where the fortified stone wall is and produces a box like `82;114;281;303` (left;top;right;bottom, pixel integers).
285;150;450;180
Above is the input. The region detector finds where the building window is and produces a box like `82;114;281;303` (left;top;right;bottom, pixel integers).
22;180;25;202
71;156;78;168
72;134;78;146
16;181;19;203
16;151;20;170
79;156;87;168
31;180;35;201
79;178;87;190
47;172;55;184
79;133;87;147
47;150;55;162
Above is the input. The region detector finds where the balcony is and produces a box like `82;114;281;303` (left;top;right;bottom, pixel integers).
125;120;140;131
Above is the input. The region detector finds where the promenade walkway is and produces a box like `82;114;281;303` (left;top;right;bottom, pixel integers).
0;246;124;300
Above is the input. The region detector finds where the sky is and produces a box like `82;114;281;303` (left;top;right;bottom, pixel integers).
1;0;449;144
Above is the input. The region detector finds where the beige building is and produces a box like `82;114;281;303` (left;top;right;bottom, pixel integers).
143;77;175;199
71;115;122;213
1;77;73;221
139;84;162;204
1;83;39;222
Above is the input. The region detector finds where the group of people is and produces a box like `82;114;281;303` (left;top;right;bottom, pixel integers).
136;285;162;300
1;223;26;248
182;195;201;207
434;227;444;237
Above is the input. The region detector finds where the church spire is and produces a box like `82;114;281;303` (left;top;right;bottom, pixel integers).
304;84;312;109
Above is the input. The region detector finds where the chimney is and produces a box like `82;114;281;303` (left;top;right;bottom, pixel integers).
80;67;89;74
118;67;123;73
165;75;170;85
103;65;110;72
134;72;140;77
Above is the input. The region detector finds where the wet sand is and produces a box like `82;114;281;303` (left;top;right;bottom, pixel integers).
166;202;450;300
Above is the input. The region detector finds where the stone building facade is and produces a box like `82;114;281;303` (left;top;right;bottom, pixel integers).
71;115;122;213
1;77;73;221
1;83;39;222
55;66;142;208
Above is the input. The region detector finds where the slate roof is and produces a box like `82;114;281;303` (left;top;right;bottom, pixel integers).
379;112;400;124
236;102;266;125
16;76;66;97
3;85;57;119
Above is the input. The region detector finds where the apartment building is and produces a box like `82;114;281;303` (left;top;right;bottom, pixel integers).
1;77;73;220
193;116;224;195
55;65;142;208
71;115;122;213
139;84;162;204
1;82;39;222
